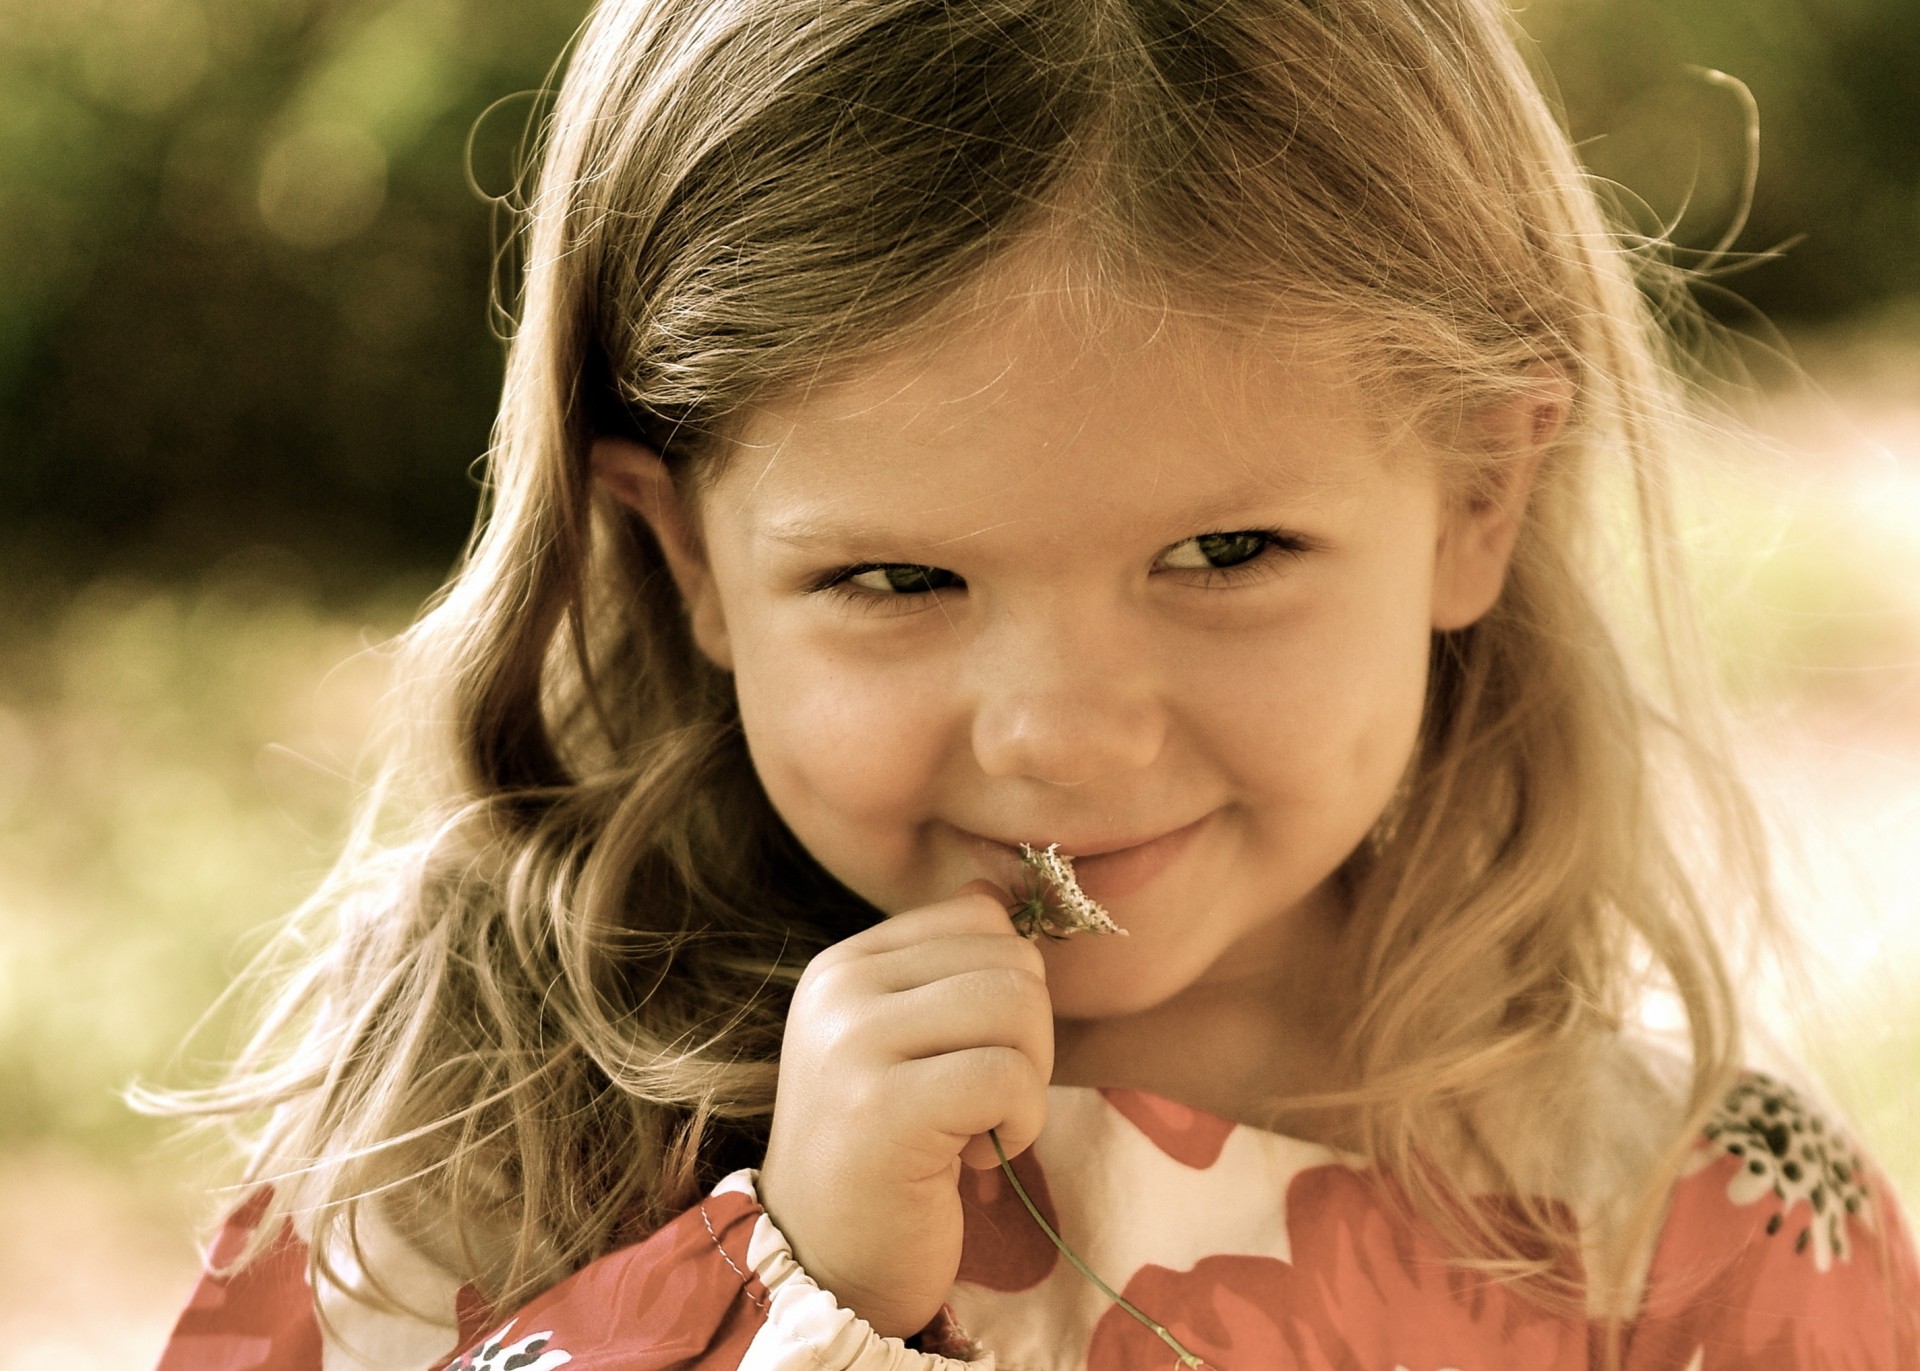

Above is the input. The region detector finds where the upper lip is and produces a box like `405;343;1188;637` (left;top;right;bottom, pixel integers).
956;816;1203;860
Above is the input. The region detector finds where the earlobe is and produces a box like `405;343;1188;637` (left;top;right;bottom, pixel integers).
1429;374;1572;631
591;436;735;669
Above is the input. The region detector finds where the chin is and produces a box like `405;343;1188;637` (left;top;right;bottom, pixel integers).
1042;948;1204;1021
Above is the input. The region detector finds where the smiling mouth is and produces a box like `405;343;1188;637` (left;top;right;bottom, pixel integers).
957;811;1213;905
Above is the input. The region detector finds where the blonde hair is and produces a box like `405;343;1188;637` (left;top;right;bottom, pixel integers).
166;0;1779;1341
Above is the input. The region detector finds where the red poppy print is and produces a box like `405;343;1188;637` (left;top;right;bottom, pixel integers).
957;1144;1061;1292
454;1283;498;1355
156;1190;325;1371
1101;1088;1237;1170
1623;1151;1920;1371
445;1189;769;1369
1086;1164;1586;1371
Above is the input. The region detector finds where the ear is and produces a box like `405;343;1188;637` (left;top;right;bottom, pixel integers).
592;436;734;669
1429;372;1572;631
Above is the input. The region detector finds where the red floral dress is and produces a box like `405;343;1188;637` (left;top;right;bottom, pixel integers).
157;1074;1920;1371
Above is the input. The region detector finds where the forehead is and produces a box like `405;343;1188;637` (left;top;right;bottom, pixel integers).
730;305;1398;514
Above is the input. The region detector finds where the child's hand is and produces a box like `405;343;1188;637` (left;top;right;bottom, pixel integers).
757;885;1053;1340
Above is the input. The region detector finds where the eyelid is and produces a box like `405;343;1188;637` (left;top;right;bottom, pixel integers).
1155;528;1316;574
805;562;869;594
805;561;964;613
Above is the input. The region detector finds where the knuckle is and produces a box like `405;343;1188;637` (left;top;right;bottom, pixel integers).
792;951;841;1002
967;964;1029;1002
839;1065;890;1117
1013;960;1051;1002
799;955;863;1006
785;986;879;1064
997;960;1050;997
988;966;1053;1029
965;1044;1032;1094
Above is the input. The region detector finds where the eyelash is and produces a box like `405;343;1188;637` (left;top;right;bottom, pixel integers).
1176;531;1313;587
807;530;1311;609
807;563;964;613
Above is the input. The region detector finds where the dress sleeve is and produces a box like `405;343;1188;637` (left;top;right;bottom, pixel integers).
154;1187;492;1371
1624;1075;1920;1371
154;1190;327;1371
158;1173;989;1371
441;1171;990;1371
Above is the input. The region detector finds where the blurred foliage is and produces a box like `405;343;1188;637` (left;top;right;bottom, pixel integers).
1525;0;1920;325
0;0;589;580
0;0;1917;577
0;552;428;1156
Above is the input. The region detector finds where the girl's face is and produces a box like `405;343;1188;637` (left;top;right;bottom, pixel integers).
601;296;1539;1022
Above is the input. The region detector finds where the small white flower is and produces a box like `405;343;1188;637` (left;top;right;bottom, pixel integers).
445;1321;572;1371
1012;843;1127;939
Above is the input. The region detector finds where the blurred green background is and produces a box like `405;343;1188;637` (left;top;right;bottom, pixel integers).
0;0;1915;1362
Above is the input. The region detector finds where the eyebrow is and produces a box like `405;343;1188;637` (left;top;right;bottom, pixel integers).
760;514;1022;553
754;473;1334;553
762;517;893;550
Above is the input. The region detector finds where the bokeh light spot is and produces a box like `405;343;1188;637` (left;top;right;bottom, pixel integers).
257;123;389;251
77;0;212;115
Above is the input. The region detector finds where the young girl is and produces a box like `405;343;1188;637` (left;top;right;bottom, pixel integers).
156;0;1920;1367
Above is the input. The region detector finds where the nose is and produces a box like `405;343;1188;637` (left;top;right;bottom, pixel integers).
968;605;1167;785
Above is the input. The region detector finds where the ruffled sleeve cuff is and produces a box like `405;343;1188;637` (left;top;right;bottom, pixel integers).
715;1170;992;1371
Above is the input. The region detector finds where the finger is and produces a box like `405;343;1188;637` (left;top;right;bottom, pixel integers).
874;967;1054;1074
790;934;1043;1043
860;930;1046;995
953;877;1017;910
889;1047;1050;1158
823;890;1018;961
959;1132;1012;1170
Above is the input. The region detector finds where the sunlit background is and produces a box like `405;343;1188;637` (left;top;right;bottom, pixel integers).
1;0;1915;1363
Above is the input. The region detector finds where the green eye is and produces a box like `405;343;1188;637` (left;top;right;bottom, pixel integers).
845;564;962;594
1161;531;1271;570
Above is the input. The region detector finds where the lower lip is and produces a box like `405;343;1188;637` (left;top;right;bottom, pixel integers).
1062;813;1213;904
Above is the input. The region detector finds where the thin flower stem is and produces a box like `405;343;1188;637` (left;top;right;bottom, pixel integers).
988;1130;1210;1369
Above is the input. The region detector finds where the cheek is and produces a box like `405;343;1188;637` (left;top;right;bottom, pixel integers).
731;642;956;826
1228;576;1432;812
1339;627;1430;800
